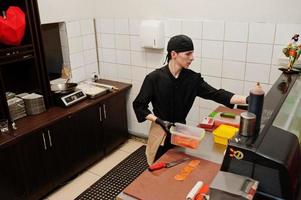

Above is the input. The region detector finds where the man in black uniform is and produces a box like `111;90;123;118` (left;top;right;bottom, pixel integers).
133;35;247;164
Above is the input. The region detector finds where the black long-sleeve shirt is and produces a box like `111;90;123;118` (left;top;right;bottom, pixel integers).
133;65;234;123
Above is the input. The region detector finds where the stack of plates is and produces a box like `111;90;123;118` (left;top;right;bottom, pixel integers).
22;93;46;115
7;97;27;120
6;92;16;100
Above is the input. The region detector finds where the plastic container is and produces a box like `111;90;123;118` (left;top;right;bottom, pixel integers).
199;117;215;130
170;123;205;149
212;124;239;145
209;112;240;128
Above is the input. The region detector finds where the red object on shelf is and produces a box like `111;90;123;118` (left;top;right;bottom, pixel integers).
0;6;26;46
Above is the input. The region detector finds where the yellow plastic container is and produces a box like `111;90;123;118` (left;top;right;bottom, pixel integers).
212;124;238;145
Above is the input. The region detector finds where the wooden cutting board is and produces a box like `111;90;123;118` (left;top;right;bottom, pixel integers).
123;149;220;200
214;106;245;115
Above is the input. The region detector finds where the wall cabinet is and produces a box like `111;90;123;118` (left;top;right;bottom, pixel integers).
0;0;51;120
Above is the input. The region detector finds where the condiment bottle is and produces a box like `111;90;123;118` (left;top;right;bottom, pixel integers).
248;82;265;134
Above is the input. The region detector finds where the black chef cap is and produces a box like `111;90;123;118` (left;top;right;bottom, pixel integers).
167;35;194;53
164;35;194;64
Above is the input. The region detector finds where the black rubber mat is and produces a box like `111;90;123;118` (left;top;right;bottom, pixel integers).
75;145;148;200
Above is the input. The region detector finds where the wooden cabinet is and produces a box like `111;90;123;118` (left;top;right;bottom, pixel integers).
71;105;104;168
101;91;128;154
15;117;82;199
15;110;106;200
0;80;131;200
45;117;83;184
17;130;55;200
0;145;27;200
0;0;50;120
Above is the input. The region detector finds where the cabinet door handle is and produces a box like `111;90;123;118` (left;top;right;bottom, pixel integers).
47;130;53;147
23;54;32;59
99;106;102;122
103;104;107;119
42;133;47;150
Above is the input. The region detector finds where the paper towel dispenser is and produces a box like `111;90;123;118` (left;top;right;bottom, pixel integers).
140;20;164;49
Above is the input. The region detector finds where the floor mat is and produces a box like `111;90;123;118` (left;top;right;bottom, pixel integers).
75;145;148;200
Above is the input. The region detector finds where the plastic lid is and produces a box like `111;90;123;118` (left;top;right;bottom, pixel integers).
170;123;205;140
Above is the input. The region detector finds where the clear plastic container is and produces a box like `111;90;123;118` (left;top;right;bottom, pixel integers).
170;123;205;149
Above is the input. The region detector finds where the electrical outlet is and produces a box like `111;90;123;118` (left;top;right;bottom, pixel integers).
91;72;100;82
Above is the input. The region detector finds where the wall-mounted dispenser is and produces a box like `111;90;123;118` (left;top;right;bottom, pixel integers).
140;20;164;49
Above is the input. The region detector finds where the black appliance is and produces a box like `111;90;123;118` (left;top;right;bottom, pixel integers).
221;73;301;200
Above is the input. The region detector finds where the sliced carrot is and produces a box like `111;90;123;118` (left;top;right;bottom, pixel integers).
174;160;200;181
174;174;186;181
173;135;199;149
188;159;201;167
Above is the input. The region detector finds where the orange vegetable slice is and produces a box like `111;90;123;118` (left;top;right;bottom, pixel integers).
174;160;200;181
173;135;199;149
188;159;200;167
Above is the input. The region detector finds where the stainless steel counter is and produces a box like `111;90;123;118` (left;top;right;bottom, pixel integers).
117;131;227;200
182;131;227;164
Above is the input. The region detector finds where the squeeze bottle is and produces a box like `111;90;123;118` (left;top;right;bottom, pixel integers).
248;82;265;133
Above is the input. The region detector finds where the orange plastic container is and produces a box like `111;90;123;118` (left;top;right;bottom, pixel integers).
170;123;205;149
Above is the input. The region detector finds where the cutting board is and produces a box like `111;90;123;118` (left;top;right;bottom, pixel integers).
213;106;245;116
123;149;220;200
199;106;245;131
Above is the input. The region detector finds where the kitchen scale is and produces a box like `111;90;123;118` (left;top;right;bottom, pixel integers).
52;80;114;107
54;90;87;107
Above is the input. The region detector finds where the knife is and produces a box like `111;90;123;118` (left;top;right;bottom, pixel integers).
148;157;190;171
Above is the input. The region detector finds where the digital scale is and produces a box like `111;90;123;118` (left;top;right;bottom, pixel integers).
55;90;87;107
52;81;114;107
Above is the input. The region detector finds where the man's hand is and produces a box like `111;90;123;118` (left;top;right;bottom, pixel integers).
230;95;249;105
155;118;175;133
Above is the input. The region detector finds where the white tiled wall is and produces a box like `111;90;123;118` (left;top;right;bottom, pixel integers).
61;17;300;137
59;19;98;83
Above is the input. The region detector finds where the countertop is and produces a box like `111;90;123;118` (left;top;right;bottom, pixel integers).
0;79;131;148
